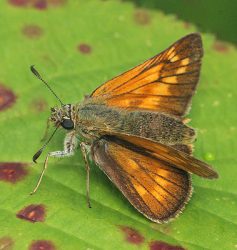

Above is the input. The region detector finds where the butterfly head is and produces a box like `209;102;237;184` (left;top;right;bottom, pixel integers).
30;66;76;131
50;104;76;130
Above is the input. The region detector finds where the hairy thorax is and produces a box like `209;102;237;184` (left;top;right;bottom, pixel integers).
76;102;196;145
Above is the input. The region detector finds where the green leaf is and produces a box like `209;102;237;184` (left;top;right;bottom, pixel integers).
0;1;236;250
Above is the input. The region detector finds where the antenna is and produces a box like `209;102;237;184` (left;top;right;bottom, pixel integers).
30;65;64;106
32;125;59;163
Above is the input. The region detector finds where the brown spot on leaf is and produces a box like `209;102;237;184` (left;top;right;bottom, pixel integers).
149;241;185;250
22;25;43;39
213;40;229;53
119;226;144;245
33;0;47;10
0;237;14;250
0;162;28;183
78;43;92;54
17;204;46;223
9;0;65;9
183;22;191;29
0;84;16;112
8;0;29;7
29;240;56;250
31;98;48;112
134;9;151;25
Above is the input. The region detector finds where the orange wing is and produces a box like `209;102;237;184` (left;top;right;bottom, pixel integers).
114;134;218;179
91;33;203;117
92;135;218;222
92;135;192;223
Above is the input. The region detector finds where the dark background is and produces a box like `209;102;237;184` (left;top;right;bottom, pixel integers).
125;0;237;44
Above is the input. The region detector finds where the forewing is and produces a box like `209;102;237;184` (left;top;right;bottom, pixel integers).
91;33;203;117
114;134;218;179
92;136;192;223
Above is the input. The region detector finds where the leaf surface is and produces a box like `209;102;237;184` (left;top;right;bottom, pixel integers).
0;1;236;249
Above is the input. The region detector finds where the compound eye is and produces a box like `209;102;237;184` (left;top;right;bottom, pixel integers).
61;119;74;130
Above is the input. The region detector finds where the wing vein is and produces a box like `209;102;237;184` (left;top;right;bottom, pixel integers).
133;159;181;202
128;172;171;212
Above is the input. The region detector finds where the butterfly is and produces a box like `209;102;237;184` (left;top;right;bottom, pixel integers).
31;33;218;223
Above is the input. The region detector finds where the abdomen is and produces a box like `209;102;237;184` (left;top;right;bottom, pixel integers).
77;103;195;145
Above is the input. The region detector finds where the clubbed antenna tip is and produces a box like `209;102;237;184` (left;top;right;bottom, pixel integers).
30;65;64;106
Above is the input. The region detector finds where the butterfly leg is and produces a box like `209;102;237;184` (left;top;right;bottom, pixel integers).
80;142;92;208
31;131;77;195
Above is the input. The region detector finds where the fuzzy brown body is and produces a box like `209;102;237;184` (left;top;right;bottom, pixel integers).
76;99;196;146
